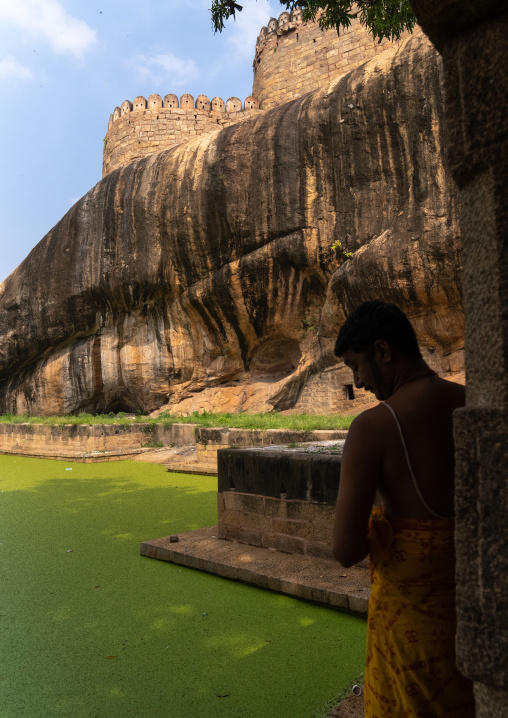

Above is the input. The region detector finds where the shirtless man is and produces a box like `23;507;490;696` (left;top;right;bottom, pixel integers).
332;300;474;717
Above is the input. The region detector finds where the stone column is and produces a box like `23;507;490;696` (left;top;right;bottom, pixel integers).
410;1;508;715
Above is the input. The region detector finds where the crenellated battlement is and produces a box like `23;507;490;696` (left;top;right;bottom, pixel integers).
103;9;420;176
252;7;421;110
107;93;259;130
103;93;261;176
254;6;303;56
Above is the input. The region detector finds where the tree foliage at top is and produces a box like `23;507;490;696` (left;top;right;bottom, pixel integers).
210;0;417;43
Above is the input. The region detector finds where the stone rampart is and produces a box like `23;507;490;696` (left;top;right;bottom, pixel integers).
253;8;422;110
103;93;262;176
102;11;422;176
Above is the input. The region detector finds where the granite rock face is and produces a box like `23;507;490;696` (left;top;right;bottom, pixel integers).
0;34;463;416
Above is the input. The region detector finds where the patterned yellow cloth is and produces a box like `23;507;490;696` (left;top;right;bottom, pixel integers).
364;507;475;717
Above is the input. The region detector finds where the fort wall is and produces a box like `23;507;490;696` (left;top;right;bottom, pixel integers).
103;9;421;176
253;8;421;110
103;94;262;176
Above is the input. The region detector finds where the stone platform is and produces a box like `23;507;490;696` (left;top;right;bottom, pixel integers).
164;461;218;475
164;429;349;476
164;444;218;475
140;525;370;615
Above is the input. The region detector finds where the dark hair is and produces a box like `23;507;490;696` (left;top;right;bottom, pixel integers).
334;300;421;358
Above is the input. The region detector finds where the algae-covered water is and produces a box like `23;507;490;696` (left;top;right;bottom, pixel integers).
0;456;365;718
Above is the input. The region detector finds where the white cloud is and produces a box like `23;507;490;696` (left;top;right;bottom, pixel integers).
134;53;199;88
226;0;278;59
0;0;96;58
0;55;34;82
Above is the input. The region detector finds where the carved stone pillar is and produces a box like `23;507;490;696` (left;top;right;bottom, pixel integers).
410;1;508;715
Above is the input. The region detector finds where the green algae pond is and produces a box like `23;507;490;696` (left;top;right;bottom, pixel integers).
0;456;366;718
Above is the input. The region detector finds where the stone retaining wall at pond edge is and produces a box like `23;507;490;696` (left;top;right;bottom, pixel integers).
0;424;350;465
0;423;197;457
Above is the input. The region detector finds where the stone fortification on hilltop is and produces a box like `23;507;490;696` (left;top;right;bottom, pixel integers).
103;93;262;176
103;7;420;176
252;7;421;110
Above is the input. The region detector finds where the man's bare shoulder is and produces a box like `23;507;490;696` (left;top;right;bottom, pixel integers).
342;405;386;466
435;376;466;406
348;404;389;436
440;376;465;390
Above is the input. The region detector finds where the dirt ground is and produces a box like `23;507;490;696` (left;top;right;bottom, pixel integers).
326;693;364;717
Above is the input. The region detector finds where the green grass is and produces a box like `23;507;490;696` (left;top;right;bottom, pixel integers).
0;456;366;718
156;411;354;430
0;411;354;431
0;412;143;426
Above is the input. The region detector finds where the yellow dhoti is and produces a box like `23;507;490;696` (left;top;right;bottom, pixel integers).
364;507;475;717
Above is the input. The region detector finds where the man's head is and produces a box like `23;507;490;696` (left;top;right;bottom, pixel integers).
335;301;421;359
335;301;422;400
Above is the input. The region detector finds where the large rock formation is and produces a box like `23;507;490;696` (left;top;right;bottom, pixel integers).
0;34;463;416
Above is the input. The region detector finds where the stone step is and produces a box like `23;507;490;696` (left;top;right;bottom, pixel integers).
165;460;218;476
140;525;370;615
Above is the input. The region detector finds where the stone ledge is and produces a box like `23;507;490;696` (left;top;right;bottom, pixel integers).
164;460;218;476
0;447;154;462
140;525;370;615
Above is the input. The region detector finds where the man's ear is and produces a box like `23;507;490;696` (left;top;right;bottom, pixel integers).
373;339;392;363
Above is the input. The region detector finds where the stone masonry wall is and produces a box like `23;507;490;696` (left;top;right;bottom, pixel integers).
217;490;337;559
217;445;345;558
295;364;376;414
195;427;348;463
0;423;348;461
253;8;422;110
0;422;197;455
103;11;422;176
103;94;263;176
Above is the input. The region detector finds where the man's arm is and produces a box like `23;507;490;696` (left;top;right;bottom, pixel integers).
333;410;381;567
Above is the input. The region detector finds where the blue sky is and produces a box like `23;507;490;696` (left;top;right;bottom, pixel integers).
0;0;277;282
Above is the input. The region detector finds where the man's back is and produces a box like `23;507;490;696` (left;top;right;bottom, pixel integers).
366;375;465;519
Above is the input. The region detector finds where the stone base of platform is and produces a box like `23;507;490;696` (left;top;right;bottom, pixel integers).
140;525;370;614
165;462;218;475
